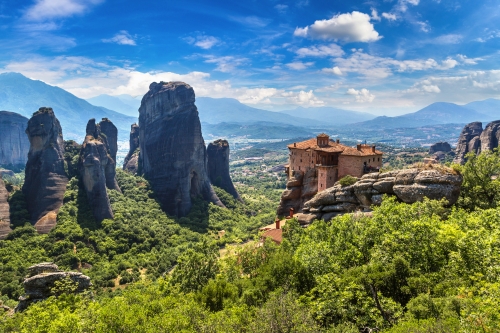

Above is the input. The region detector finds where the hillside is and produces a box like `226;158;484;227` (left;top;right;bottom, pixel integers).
355;102;492;129
464;98;500;118
0;73;136;140
278;106;376;125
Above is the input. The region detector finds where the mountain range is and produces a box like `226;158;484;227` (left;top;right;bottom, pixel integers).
0;73;136;140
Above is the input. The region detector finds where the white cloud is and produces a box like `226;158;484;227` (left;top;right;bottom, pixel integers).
371;8;381;21
295;44;344;58
457;54;483;65
282;90;324;106
294;11;382;43
102;30;136;46
428;34;462;44
439;58;458;70
24;0;103;21
346;88;375;103
285;61;314;70
382;12;397;21
403;81;441;93
185;35;220;49
416;21;430;32
229;15;271;28
322;66;343;75
204;56;249;73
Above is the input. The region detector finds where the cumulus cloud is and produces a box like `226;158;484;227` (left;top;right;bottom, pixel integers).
24;0;103;21
102;30;136;45
403;81;441;94
294;11;382;43
184;35;220;49
285;61;314;70
322;66;343;75
346;88;375;103
282;90;324;106
457;54;483;65
295;44;344;58
371;8;381;21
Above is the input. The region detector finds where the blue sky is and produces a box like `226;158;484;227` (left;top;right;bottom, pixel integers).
0;0;499;115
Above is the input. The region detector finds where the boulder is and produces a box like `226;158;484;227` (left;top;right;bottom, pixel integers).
295;213;320;225
373;178;395;193
281;187;301;200
453;122;483;164
22;108;68;233
393;184;460;205
138;81;223;217
123;123;140;174
429;142;451;154
207;139;242;201
0;176;11;240
15;263;91;312
0;111;30;167
286;170;304;187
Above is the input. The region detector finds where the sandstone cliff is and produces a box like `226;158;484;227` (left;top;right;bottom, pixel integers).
292;168;462;224
479;120;500;153
207;139;241;201
277;168;317;217
138;81;223;217
0;176;11;239
0;111;29;168
123;123;139;174
22;107;68;233
79;118;121;222
15;263;91;312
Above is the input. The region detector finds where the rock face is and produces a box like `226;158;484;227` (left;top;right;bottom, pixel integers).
15;263;91;312
0;176;11;239
138;81;223;217
293;168;462;224
453;122;483;164
123;123;140;174
207;139;241;201
277;168;317;217
429;142;451;154
22;108;68;233
0;111;30;168
79;119;121;222
454;120;500;164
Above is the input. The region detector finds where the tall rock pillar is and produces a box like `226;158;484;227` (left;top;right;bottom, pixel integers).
22;107;68;233
0;176;11;239
453;122;483;164
123;123;140;174
138;81;223;217
207;139;242;201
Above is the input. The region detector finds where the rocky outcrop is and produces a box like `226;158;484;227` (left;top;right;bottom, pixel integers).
22;108;68;233
15;263;91;312
0;111;30;168
207;139;241;201
429;142;451;154
138;81;223;217
79;119;121;222
277;168;317;217
454;122;483;164
479;120;500;153
0;176;11;239
295;168;462;224
123;123;139;174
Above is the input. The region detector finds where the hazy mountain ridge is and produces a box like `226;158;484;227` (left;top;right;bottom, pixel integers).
0;73;136;140
278;106;376;125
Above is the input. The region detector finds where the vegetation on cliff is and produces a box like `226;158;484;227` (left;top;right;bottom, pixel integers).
1;149;500;332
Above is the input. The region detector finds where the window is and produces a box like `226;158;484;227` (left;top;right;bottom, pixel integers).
299;166;301;171
300;159;302;162
378;158;380;162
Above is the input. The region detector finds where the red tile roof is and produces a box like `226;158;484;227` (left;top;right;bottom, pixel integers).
288;138;383;156
262;229;283;244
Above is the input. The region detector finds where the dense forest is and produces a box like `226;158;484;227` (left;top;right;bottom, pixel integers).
1;148;500;332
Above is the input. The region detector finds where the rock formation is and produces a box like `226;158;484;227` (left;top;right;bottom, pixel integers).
123;123;140;174
0;176;11;239
454;120;500;164
15;263;91;312
79;118;121;222
453;122;483;164
479;120;500;153
22;107;68;233
292;168;462;224
138;81;223;216
277;168;318;217
207;139;241;201
0;111;30;168
429;142;451;154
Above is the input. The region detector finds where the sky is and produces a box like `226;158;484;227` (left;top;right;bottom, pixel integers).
0;0;499;116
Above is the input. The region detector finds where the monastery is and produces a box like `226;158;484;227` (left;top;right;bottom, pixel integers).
285;133;383;192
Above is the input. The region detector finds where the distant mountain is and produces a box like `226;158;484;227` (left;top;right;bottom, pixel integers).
86;94;141;117
464;99;500;119
355;102;493;129
196;97;323;127
278;106;376;125
0;72;136;140
202;122;317;140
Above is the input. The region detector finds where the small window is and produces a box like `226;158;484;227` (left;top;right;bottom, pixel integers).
300;159;302;162
378;158;380;162
321;184;323;188
299;166;301;171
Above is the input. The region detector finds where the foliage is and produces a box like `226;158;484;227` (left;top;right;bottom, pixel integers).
338;175;358;187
